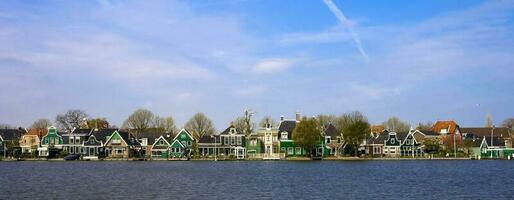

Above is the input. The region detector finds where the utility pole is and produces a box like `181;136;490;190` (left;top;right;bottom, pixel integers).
491;126;494;158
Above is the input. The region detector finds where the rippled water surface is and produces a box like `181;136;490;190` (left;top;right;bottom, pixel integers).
1;160;513;199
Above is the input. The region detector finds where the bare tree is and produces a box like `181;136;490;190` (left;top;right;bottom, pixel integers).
184;113;215;138
123;109;155;137
382;116;411;132
153;116;177;134
55;109;88;132
485;113;493;128
259;115;277;128
31;118;52;129
502;118;514;131
416;121;433;130
0;123;13;129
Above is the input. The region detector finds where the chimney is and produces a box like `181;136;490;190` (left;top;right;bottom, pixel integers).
295;112;301;122
280;115;284;121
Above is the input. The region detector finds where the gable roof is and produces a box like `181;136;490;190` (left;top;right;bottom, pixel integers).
0;129;26;141
172;128;194;141
432;120;459;134
90;129;118;143
24;128;47;138
170;139;185;148
419;130;439;136
219;125;242;135
152;136;171;147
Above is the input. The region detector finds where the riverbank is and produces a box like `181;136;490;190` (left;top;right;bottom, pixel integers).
0;157;490;161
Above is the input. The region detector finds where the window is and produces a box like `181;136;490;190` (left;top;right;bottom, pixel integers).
295;147;302;155
159;140;164;145
187;141;192;146
112;138;121;145
390;138;395;144
281;147;286;152
281;132;288;140
224;137;229;145
337;137;341;143
326;137;331;144
440;129;448;134
236;137;242;145
231;137;235;145
288;147;293;155
250;140;257;146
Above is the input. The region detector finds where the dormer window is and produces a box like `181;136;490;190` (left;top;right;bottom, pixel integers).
230;128;236;134
266;123;271;129
440;129;448;134
281;132;288;140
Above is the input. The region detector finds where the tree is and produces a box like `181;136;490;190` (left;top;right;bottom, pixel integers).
123;109;155;138
31;118;52;129
485;113;493;128
259;116;277;128
0;124;13;129
462;138;474;156
416;121;433;131
502;118;514;131
83;118;110;129
382;116;410;132
153;116;177;134
55;109;88;132
423;138;441;155
184;113;215;138
243;109;256;136
292;117;321;157
340;111;370;156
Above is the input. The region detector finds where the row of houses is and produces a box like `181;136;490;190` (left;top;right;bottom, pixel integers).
361;121;514;159
1;115;513;160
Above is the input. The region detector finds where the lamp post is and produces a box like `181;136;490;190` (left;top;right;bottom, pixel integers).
491;126;494;158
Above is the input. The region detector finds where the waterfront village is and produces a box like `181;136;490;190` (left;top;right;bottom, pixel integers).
1;112;513;161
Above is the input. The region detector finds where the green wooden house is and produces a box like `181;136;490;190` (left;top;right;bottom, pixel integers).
38;126;63;157
151;136;171;159
170;129;194;158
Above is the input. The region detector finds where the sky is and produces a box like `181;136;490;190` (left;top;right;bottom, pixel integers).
0;0;513;130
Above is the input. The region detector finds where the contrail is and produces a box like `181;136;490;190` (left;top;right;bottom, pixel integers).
323;0;368;60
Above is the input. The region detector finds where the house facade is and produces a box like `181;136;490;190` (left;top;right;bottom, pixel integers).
278;119;304;157
170;129;194;158
324;124;344;156
400;130;425;157
218;125;246;159
383;132;402;157
0;128;25;158
151;136;171;159
38;126;63;157
62;128;93;155
20;128;46;154
104;130;141;159
258;122;280;160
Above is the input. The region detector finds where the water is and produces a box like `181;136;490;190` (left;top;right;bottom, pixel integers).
1;160;513;199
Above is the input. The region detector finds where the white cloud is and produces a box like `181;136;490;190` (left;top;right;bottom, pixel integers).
252;58;296;74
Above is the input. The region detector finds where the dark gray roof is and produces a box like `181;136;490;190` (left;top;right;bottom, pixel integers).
136;128;168;144
325;124;338;137
460;127;510;139
220;125;242;135
278;120;296;138
0;129;25;141
198;135;220;144
90;129;118;143
70;129;92;135
118;131;140;146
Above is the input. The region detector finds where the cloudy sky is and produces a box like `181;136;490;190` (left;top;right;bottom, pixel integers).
1;0;513;129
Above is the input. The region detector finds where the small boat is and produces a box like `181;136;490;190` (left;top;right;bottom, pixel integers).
64;154;81;161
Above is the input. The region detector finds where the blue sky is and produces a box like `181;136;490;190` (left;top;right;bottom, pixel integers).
0;0;513;130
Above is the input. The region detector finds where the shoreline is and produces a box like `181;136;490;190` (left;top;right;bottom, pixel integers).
2;157;503;162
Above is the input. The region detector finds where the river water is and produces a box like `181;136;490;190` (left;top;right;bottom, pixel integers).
1;160;512;199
